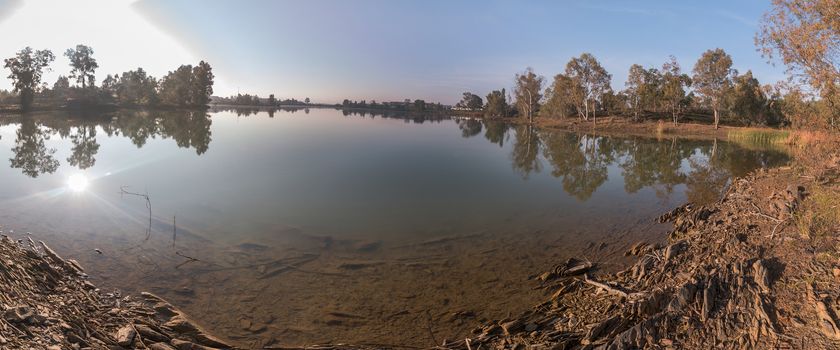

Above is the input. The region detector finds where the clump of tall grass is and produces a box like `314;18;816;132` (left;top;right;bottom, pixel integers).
727;128;790;148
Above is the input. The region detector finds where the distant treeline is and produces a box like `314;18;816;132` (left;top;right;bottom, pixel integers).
210;93;453;114
459;2;838;130
211;94;315;107
1;45;214;111
340;99;449;113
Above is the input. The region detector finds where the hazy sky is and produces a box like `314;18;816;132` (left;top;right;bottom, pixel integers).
0;0;786;104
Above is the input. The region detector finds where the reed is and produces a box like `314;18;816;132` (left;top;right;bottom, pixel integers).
727;128;790;148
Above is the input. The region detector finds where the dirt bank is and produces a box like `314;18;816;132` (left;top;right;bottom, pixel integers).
0;235;234;349
435;140;840;349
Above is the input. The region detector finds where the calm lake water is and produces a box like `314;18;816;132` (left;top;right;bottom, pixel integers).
0;108;789;346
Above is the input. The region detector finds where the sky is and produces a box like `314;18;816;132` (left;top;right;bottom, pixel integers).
0;0;787;105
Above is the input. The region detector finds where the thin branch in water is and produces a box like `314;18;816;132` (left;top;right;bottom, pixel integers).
424;310;439;346
175;250;201;269
172;215;176;247
119;186;153;240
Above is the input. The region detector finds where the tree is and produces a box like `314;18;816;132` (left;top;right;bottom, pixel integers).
565;53;612;124
3;47;55;110
725;70;767;126
64;45;98;88
757;0;839;127
113;68;159;106
600;90;627;116
624;64;646;121
541;74;581;118
413;99;426;112
268;94;277;106
484;88;509;117
514;67;544;123
53;75;71;100
456;92;483;110
101;74;118;95
661;56;692;125
190;61;214;106
692;48;734;129
159;65;193;106
305;97;311;104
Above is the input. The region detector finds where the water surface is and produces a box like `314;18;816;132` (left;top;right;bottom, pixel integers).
0;108;789;346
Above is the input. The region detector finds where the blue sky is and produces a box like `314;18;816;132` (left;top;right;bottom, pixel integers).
0;0;786;104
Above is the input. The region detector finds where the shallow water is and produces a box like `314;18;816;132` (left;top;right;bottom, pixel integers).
0;108;790;346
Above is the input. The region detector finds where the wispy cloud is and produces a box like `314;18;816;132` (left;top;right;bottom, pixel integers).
717;10;757;27
579;3;676;18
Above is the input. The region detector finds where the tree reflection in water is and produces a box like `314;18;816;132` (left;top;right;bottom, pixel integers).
480;119;790;204
4;109;791;206
5;110;213;177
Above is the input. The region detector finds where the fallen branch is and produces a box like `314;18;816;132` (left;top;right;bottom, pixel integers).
583;274;631;298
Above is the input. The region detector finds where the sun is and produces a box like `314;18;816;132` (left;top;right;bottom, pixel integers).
67;174;90;192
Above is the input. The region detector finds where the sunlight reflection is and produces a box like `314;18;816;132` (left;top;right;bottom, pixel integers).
67;174;89;192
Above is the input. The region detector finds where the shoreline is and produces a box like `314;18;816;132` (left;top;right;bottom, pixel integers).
0;236;234;350
435;137;840;349
493;115;791;142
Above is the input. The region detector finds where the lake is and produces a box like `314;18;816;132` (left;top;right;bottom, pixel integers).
0;108;790;347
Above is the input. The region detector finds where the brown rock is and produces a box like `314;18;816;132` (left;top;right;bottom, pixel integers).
164;315;198;333
116;325;137;347
135;324;170;342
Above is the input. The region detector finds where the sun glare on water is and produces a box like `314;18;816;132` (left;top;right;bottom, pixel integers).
67;174;89;192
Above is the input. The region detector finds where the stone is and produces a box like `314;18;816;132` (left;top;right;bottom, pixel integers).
116;325;137;347
135;324;170;342
164;315;198;333
238;318;252;330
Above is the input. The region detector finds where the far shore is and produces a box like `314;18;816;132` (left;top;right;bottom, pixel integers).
0;103;803;146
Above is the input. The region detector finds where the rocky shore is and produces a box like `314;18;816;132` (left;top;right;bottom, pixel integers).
437;143;840;349
0;235;234;349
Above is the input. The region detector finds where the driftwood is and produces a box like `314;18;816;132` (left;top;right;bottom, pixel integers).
583;274;633;299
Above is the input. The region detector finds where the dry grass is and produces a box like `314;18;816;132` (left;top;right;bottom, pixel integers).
784;130;832;149
795;186;840;240
656;120;665;139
